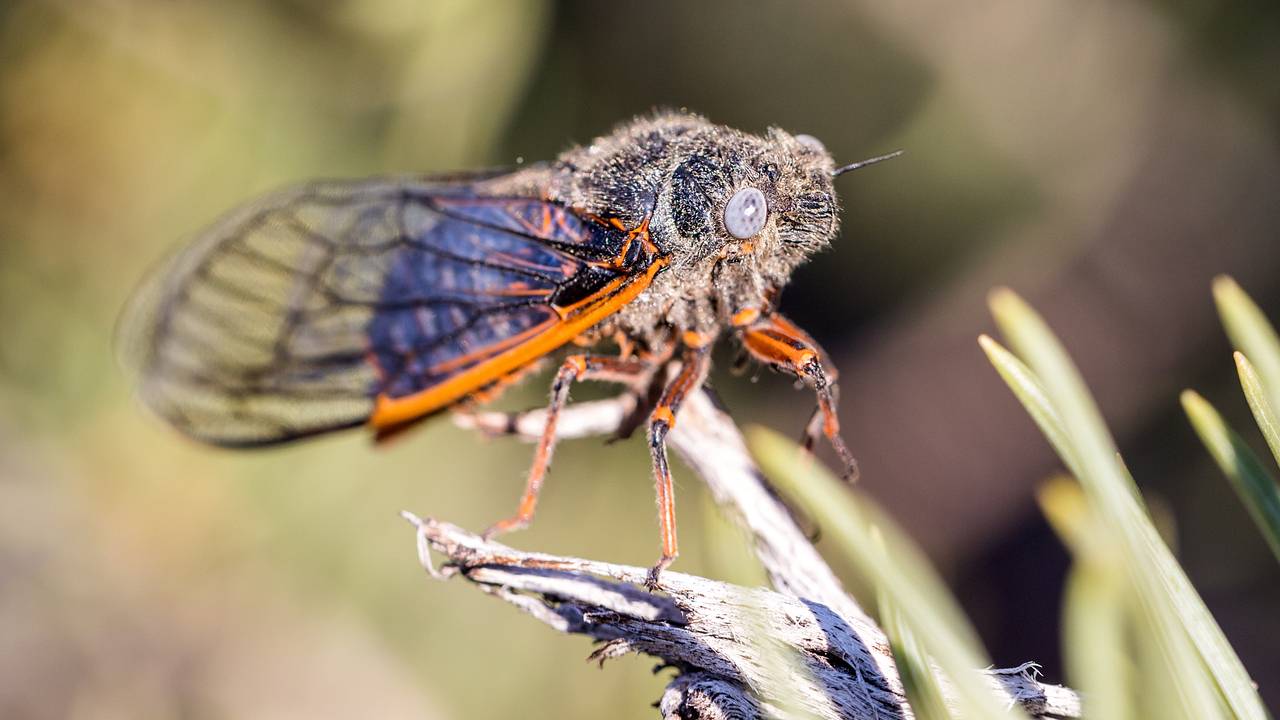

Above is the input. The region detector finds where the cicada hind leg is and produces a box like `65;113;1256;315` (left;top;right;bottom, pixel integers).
738;312;859;482
482;354;652;540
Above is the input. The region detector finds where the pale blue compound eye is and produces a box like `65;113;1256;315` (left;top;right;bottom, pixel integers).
795;134;827;153
723;187;768;239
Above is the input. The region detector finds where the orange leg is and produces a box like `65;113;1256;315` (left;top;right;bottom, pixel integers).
645;344;712;589
461;336;674;443
740;312;859;481
483;354;650;540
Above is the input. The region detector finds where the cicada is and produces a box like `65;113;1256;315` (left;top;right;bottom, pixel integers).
121;111;899;585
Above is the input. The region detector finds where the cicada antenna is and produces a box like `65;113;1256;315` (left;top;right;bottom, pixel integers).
831;149;904;178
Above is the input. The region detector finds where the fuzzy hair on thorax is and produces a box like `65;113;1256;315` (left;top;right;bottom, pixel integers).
488;112;842;348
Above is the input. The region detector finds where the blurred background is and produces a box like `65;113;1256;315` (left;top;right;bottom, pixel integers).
2;0;1278;717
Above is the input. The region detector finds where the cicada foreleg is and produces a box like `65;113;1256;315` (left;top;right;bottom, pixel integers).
482;354;652;540
738;312;859;482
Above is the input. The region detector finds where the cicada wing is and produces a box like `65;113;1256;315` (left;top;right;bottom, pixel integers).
120;175;651;447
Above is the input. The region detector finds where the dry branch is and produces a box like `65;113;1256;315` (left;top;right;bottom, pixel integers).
418;390;1082;719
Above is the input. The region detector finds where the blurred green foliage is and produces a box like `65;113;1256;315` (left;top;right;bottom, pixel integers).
1183;280;1280;564
984;289;1267;719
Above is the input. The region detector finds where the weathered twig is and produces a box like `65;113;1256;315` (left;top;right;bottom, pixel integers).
423;390;1081;719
